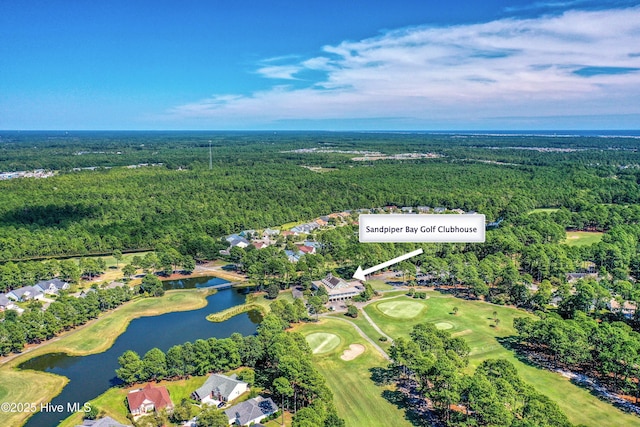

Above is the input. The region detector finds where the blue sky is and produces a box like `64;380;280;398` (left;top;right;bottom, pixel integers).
1;0;639;130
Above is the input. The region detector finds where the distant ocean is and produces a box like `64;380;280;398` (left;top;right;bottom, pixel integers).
1;129;640;139
373;130;640;138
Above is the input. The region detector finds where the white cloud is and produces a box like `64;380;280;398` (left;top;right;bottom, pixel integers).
167;6;640;128
256;64;303;80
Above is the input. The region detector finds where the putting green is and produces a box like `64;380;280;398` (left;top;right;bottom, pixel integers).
376;300;425;319
435;322;454;330
306;332;341;354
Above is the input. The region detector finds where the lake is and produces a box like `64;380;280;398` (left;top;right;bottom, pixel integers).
19;277;259;427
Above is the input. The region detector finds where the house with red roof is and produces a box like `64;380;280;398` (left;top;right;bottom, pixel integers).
297;244;316;255
252;241;268;249
127;383;174;417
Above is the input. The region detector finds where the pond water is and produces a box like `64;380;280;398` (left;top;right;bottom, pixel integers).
20;277;259;427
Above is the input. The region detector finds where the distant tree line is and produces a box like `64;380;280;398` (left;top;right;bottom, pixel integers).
3;134;640;263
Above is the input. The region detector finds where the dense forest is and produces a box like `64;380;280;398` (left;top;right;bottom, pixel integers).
1;131;640;262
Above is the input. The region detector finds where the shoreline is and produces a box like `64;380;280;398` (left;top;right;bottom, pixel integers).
0;288;214;427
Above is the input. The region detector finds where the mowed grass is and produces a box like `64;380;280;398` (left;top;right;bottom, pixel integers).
563;231;604;247
366;279;395;292
529;208;560;214
306;332;341;354
296;319;412;427
0;289;210;427
376;300;424;318
365;293;640;427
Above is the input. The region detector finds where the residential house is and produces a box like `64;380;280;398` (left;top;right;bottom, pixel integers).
566;272;598;283
6;286;44;302
226;234;250;249
252;241;268;250
280;230;298;238
0;294;17;311
401;207;413;213
297;244;316;255
450;208;465;214
79;288;97;298
239;230;256;238
127;383;174;417
285;250;301;263
417;206;431;213
434;207;446;213
262;228;280;238
76;417;132;427
191;373;248;405
34;278;70;295
224;396;278;426
314;218;327;227
291;222;318;234
608;299;637;319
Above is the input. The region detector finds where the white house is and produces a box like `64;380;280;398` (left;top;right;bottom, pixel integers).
191;373;248;405
34;278;70;294
6;286;44;302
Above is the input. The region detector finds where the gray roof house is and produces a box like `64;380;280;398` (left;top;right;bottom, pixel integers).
76;417;131;427
76;416;132;427
35;278;70;294
7;286;44;302
0;294;13;310
224;396;277;426
191;373;248;404
226;234;250;249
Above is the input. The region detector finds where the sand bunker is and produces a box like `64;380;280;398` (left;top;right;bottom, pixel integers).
340;344;365;361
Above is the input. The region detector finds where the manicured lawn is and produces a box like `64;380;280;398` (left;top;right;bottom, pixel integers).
306;332;341;354
529;208;560;214
376;300;424;318
366;279;395;292
0;289;210;427
563;231;604;247
365;292;640;427
295;319;412;427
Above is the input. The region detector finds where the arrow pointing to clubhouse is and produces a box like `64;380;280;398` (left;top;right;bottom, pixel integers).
353;248;424;281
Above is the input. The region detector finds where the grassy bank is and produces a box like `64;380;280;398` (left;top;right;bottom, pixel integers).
206;303;266;322
0;289;211;427
206;290;294;323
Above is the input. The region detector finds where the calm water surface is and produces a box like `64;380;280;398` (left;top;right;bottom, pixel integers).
20;277;258;427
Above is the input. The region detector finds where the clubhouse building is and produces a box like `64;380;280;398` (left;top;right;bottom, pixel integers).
312;273;364;302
